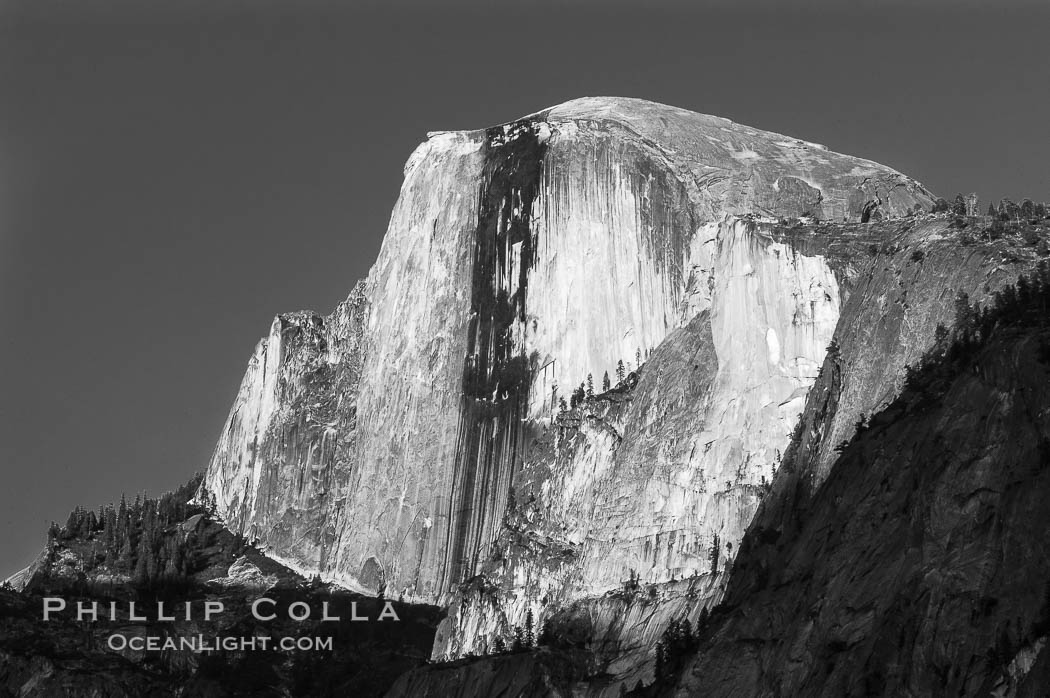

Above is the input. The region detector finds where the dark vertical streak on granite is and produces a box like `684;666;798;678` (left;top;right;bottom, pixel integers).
443;121;547;591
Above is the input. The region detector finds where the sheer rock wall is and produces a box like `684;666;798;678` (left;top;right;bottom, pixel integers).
202;98;934;621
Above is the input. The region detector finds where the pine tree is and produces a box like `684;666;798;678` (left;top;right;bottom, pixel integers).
696;607;709;638
512;626;524;652
616;360;626;384
586;373;594;398
65;507;81;538
104;541;117;568
83;542;97;572
999;199;1019;221
146;553;159;583
524;609;536;648
134;537;149;584
1018;274;1032;307
83;510;98;538
171;539;185;575
655;639;667;681
118;529;133;572
104;506;117;555
117;494;128;539
709;534;720;575
1021;199;1035;219
665;619;680;651
953;292;975;336
539;615;553;646
602;371;611;392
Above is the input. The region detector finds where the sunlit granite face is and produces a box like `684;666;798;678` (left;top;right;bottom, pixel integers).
201;97;936;632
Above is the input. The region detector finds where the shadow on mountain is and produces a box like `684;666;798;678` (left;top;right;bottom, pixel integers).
661;262;1050;696
0;483;443;697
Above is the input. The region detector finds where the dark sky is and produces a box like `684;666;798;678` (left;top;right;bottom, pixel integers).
2;0;1048;577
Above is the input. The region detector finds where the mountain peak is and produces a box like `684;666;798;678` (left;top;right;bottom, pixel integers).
203;96;937;621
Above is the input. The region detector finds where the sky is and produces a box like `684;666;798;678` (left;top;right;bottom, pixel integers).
1;0;1049;577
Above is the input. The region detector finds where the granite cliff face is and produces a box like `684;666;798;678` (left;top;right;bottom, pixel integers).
195;97;963;695
203;98;932;617
418;217;1044;688
386;253;1050;697
388;227;1050;692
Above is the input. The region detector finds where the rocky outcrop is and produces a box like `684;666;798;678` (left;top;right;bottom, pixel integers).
205;556;278;591
203;282;368;584
202;97;934;617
